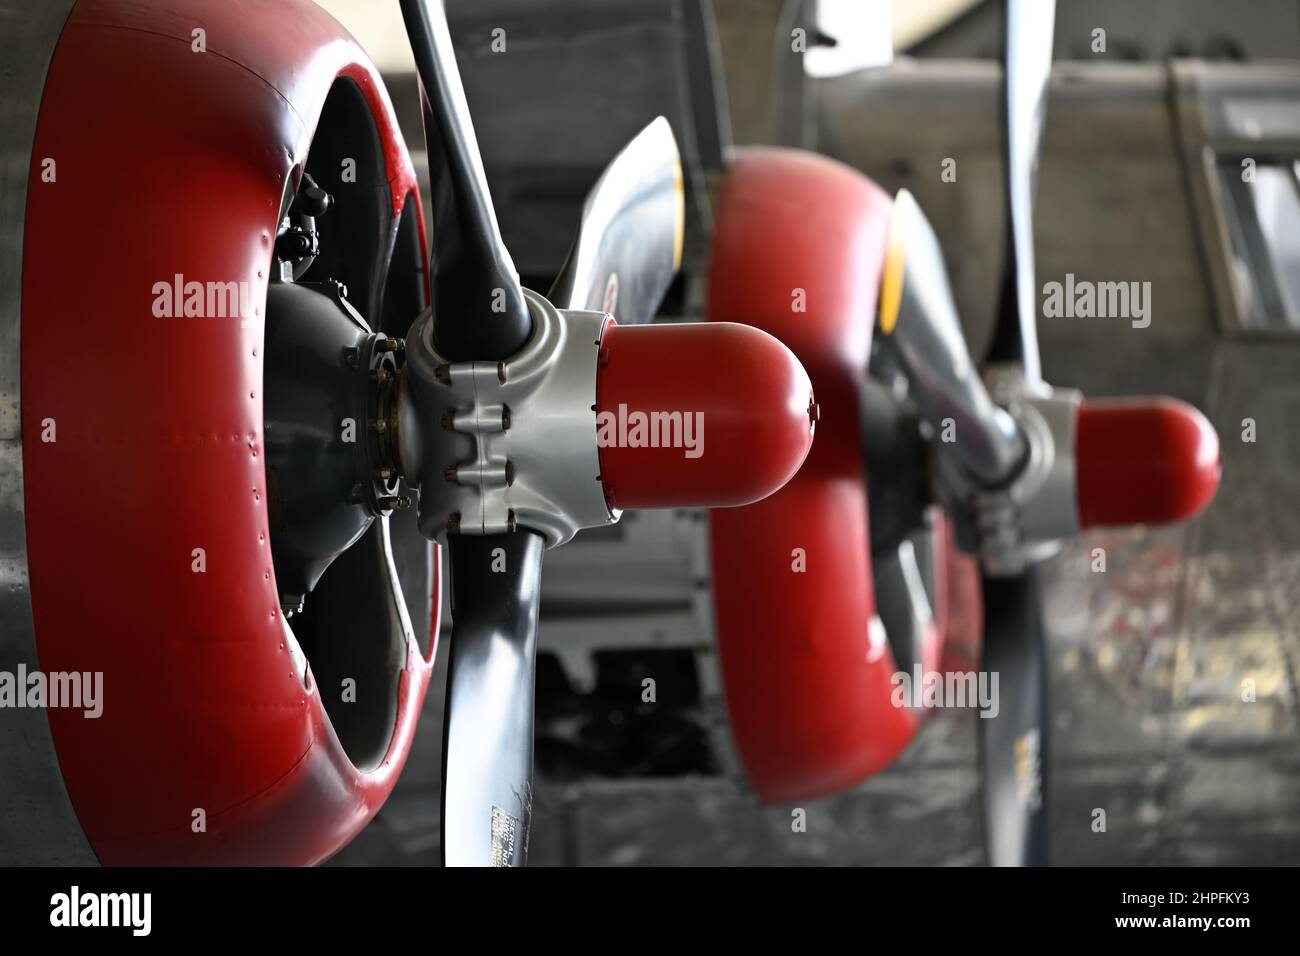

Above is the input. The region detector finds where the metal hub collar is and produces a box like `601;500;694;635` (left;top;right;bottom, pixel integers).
941;377;1082;576
402;289;615;546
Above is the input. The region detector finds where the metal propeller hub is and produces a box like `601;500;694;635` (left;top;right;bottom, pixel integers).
401;288;614;546
937;374;1082;575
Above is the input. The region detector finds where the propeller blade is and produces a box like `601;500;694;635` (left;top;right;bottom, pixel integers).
978;568;1049;866
399;0;531;361
441;531;544;867
879;189;1025;486
549;116;685;325
971;0;1055;869
985;0;1055;382
874;539;937;679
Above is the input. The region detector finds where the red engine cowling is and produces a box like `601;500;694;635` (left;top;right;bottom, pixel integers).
707;148;920;802
20;0;433;865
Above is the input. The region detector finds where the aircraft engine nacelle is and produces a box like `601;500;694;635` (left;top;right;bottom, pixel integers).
7;0;434;866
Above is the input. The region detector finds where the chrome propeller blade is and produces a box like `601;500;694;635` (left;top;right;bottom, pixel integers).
985;0;1055;383
549;116;685;325
440;532;543;866
878;189;1026;488
977;0;1056;868
399;0;530;361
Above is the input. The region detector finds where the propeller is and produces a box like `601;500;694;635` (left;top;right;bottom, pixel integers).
438;538;541;867
975;0;1056;868
439;532;543;866
879;189;1025;488
877;0;1057;867
985;0;1055;385
878;177;1052;865
399;0;531;362
399;0;816;866
874;0;1218;866
398;0;542;867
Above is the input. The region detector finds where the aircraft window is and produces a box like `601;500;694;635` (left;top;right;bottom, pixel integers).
1217;157;1300;330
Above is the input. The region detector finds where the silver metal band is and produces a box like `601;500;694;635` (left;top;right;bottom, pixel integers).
941;371;1082;576
402;288;616;547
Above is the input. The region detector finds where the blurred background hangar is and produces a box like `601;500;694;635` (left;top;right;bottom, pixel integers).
317;0;1300;865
